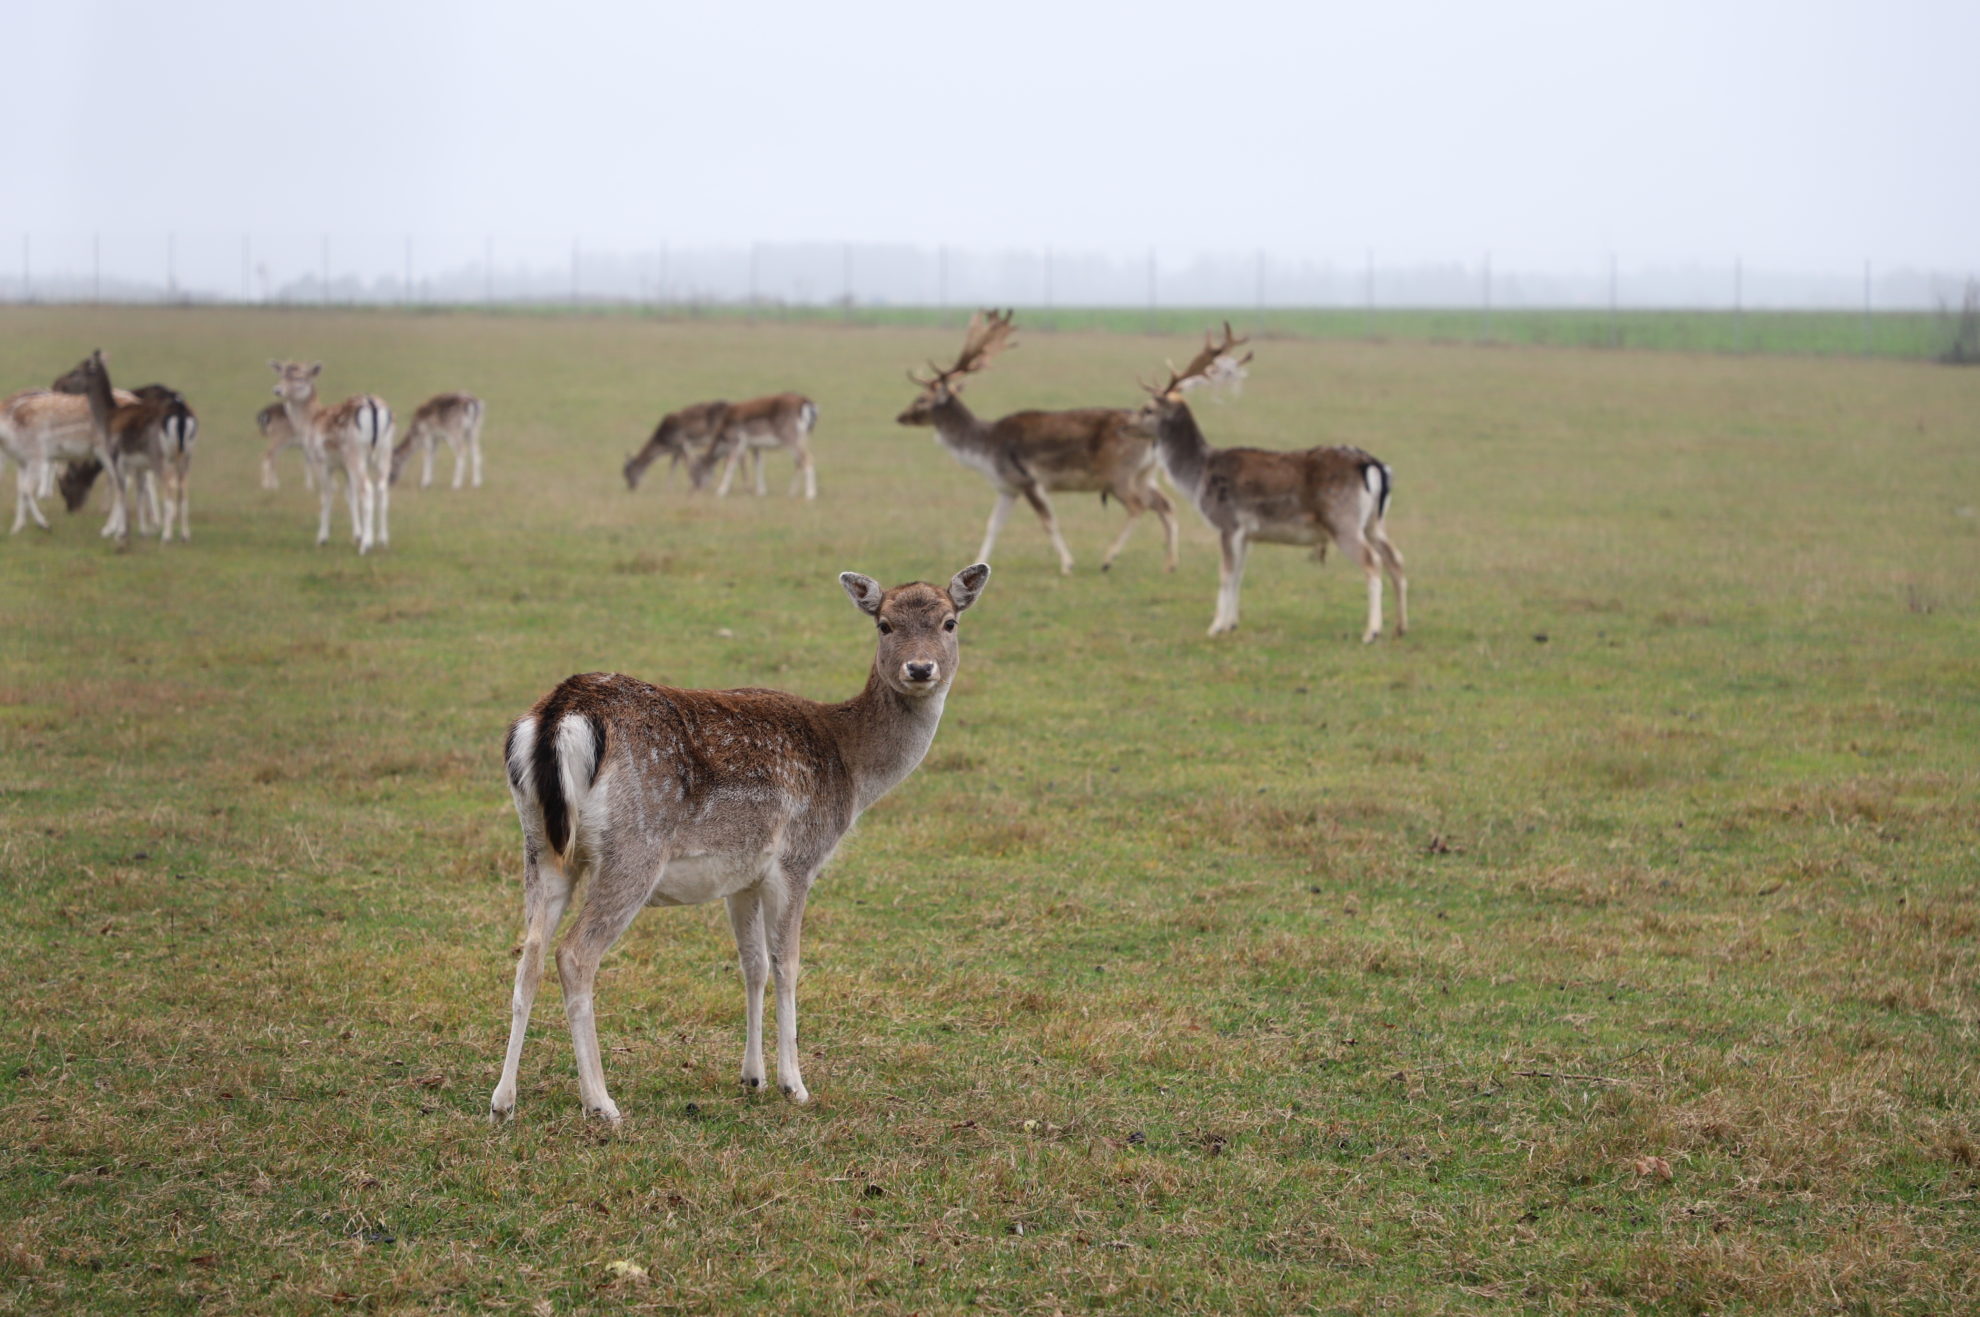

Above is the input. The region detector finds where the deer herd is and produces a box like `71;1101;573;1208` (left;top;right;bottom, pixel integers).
3;313;1406;643
5;311;1411;1123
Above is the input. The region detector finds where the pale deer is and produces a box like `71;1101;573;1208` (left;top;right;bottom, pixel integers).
492;563;992;1125
1131;325;1406;641
0;359;136;535
689;394;819;499
50;372;198;543
391;391;485;489
897;310;1178;574
258;403;312;491
622;400;730;490
268;361;395;553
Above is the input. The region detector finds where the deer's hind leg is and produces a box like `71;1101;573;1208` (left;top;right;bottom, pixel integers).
555;842;664;1125
491;843;575;1122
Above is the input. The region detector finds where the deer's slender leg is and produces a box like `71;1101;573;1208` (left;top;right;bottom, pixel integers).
1211;528;1248;634
979;491;1017;563
491;846;574;1122
1018;483;1074;575
726;889;770;1092
759;868;814;1104
555;853;658;1125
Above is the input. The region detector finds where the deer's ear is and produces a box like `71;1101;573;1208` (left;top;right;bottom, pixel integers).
948;563;990;612
840;572;885;616
307;363;323;378
268;359;283;372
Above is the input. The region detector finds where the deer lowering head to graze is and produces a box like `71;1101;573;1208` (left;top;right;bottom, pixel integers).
686;393;819;499
50;376;199;543
492;562;992;1125
1129;324;1406;641
390;391;485;489
897;309;1178;574
0;357;136;536
268;360;395;553
623;400;733;490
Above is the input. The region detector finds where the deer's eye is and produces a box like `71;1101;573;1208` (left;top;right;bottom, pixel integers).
943;618;957;632
877;620;892;635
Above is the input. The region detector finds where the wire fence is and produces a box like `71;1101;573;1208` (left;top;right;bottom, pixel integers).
2;233;1974;361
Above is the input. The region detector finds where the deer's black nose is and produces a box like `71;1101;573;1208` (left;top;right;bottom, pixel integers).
904;661;937;683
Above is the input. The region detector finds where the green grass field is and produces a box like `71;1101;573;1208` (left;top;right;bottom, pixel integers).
2;307;1977;1313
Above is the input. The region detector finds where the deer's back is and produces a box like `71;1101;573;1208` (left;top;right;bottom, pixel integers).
523;672;857;878
987;408;1150;491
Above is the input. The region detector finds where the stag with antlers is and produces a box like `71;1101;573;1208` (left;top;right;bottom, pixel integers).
897;310;1178;574
1131;325;1407;641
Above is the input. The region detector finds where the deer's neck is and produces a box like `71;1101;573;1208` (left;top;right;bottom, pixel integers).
830;669;949;813
1155;404;1212;500
79;367;117;436
282;390;325;439
928;397;992;454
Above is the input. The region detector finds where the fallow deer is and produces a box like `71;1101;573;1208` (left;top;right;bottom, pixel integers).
492;563;992;1125
0;362;136;535
897;310;1178;574
50;373;198;543
689;394;819;499
258;403;312;491
1131;325;1407;641
268;360;395;553
391;391;485;489
622;400;730;490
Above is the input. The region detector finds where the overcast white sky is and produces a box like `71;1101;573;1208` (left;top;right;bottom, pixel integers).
7;0;1976;275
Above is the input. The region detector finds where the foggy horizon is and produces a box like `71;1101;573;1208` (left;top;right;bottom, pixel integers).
6;0;1975;305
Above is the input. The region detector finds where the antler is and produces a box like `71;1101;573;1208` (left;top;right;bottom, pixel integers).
945;308;1018;382
1158;321;1253;396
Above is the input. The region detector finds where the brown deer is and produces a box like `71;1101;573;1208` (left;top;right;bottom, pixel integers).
621;399;731;490
0;363;136;535
259;403;310;491
50;373;198;543
690;394;819;499
896;310;1177;574
268;361;395;553
390;391;486;489
491;562;992;1125
1130;325;1406;641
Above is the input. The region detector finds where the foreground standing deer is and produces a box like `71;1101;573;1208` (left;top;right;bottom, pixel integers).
897;310;1177;574
492;563;992;1124
391;391;486;489
1132;325;1407;641
268;360;394;553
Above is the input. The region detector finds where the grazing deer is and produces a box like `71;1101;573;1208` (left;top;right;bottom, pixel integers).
622;400;730;490
690;394;819;499
50;376;199;543
268;361;395;553
491;562;992;1125
897;310;1178;574
391;391;485;489
1131;325;1406;641
0;361;136;535
258;403;312;491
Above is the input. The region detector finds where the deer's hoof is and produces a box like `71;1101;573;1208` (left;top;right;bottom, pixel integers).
781;1082;811;1104
586;1101;623;1126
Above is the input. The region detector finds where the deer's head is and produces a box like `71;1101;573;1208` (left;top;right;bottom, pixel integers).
268;359;322;406
896;309;1015;428
840;564;991;699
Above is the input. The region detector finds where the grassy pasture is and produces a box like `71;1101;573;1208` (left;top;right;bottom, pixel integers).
1;306;1977;1313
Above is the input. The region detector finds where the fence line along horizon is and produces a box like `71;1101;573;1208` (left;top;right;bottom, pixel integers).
2;233;1973;316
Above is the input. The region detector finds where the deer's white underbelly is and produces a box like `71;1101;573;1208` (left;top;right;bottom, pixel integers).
646;849;774;907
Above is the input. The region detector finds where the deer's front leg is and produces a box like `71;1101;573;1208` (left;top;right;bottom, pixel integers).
726;889;770;1092
759;867;815;1104
1019;483;1074;575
